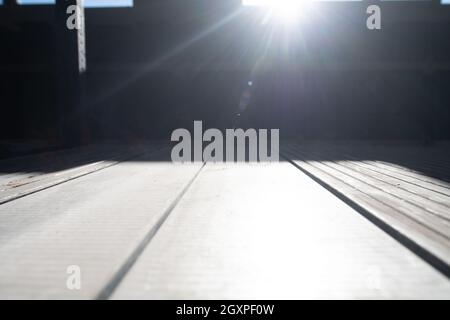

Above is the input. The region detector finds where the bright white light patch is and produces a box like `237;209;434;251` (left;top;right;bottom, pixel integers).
242;0;310;25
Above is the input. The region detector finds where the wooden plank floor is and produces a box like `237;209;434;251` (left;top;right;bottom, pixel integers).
112;162;450;299
283;143;450;274
0;143;449;299
0;143;157;204
0;147;203;299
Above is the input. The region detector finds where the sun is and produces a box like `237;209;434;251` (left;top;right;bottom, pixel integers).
272;1;304;24
243;0;311;25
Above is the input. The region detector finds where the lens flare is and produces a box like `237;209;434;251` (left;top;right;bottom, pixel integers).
243;0;311;25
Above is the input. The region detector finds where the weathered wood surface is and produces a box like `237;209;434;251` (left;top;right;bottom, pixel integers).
0;147;202;299
0;143;449;299
282;143;450;272
112;162;450;299
0;143;156;204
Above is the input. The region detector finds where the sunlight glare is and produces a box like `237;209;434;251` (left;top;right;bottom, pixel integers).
243;0;311;25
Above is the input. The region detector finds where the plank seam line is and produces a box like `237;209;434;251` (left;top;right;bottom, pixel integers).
287;147;450;227
0;148;162;206
281;152;450;279
300;146;450;200
372;160;450;188
306;147;450;206
309;156;450;223
306;158;450;240
312;160;450;227
349;161;450;200
335;150;450;192
303;144;450;189
283;148;450;240
95;162;206;300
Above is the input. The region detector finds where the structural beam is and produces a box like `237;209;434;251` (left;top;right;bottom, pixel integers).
54;0;88;146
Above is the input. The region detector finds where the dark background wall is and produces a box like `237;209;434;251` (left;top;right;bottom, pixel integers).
1;0;450;142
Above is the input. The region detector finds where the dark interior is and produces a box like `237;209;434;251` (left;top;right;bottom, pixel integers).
1;1;450;144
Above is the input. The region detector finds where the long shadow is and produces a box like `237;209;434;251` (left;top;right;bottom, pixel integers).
0;141;168;176
282;141;450;184
1;140;449;183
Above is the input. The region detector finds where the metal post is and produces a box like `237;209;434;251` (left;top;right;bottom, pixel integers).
54;0;88;146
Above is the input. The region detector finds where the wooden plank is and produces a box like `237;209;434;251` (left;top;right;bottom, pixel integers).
0;145;123;185
345;161;450;197
297;148;450;217
0;147;203;299
338;161;450;206
311;144;450;191
282;144;450;270
286;147;450;237
335;145;450;179
112;162;450;299
298;145;450;200
0;144;157;205
308;144;450;173
370;160;450;189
